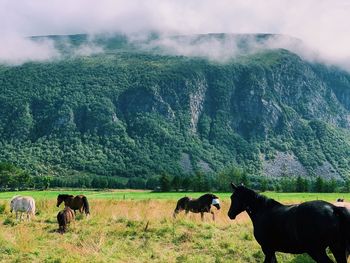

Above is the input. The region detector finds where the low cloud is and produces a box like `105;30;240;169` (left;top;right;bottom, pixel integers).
139;34;320;64
72;44;104;57
0;0;349;69
0;35;59;65
0;35;104;65
141;34;241;62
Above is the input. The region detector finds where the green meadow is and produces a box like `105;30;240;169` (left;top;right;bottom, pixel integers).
0;190;346;262
0;189;348;202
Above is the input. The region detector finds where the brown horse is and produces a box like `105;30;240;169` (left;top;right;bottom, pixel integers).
56;194;90;215
173;193;221;220
57;206;75;233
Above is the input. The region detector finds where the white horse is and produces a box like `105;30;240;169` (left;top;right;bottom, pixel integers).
10;196;36;221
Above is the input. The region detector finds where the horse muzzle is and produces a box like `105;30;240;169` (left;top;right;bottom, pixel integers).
213;204;221;210
228;212;236;220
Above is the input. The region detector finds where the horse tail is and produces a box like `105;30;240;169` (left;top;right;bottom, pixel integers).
173;197;190;218
82;196;90;215
24;197;35;219
335;206;350;255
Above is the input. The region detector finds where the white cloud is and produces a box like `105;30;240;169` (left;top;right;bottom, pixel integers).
0;34;59;65
0;0;349;68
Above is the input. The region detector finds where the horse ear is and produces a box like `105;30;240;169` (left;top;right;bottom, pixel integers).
231;183;237;190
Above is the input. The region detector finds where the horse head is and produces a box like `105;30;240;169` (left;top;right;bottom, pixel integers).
211;194;221;210
10;196;20;213
10;199;14;212
56;195;64;207
57;194;73;207
228;183;253;220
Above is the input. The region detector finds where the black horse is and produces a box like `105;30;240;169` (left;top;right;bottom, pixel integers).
173;193;221;220
228;183;350;263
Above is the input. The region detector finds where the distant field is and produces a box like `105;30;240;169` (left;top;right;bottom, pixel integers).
0;189;349;203
0;190;346;262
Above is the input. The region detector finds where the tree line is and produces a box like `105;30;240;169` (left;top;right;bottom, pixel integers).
0;162;347;193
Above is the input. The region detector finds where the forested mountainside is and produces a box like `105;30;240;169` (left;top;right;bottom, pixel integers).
1;33;350;182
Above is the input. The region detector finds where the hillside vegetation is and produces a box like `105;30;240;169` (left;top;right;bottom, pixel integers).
1;34;350;182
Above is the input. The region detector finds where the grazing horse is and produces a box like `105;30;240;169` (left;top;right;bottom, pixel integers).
56;194;90;215
334;199;350;211
10;196;36;221
228;183;350;263
57;206;75;233
173;193;221;220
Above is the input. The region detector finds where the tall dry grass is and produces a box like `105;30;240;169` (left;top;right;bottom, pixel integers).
0;199;317;262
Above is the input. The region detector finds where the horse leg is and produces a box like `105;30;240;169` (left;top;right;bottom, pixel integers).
308;250;334;263
262;248;277;263
200;212;204;221
329;244;347;263
211;211;215;221
16;211;18;220
173;209;180;218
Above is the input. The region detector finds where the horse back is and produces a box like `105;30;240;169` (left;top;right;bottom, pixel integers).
254;200;342;253
175;197;191;210
70;195;84;209
57;207;75;232
12;196;35;214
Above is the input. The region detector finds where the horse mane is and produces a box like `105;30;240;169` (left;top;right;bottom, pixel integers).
10;195;21;201
58;194;74;199
198;193;217;200
240;186;281;209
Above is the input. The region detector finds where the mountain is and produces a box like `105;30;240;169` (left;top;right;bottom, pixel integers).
1;33;350;181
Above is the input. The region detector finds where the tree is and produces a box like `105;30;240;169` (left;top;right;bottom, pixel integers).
159;173;171;192
280;177;295;192
0;162;32;190
314;176;324;192
344;179;350;192
172;175;182;192
323;179;337;193
260;178;268;192
215;165;244;191
240;171;249;187
146;177;159;190
16;172;32;190
182;177;193;191
42;176;52;190
296;176;305;192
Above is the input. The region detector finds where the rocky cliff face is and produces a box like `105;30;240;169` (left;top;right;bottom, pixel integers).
1;34;350;179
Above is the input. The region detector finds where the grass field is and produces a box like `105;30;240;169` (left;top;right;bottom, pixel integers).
1;189;350;202
0;190;347;263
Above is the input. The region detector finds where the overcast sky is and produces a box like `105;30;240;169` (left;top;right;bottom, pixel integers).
0;0;349;66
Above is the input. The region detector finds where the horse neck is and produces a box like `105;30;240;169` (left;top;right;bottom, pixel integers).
195;195;210;205
202;195;213;204
245;191;281;220
64;197;73;206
